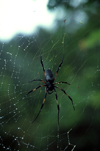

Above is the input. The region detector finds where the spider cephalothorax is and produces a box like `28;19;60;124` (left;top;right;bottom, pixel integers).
20;52;75;125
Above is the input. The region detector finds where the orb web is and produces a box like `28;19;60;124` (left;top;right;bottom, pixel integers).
0;2;100;151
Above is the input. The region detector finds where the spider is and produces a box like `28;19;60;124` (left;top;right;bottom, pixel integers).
20;52;75;125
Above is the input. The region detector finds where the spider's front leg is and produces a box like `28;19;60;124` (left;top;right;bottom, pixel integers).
28;79;46;84
55;54;64;80
54;81;70;85
40;52;46;80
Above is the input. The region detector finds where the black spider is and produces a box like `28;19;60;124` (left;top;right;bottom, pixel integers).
20;52;75;125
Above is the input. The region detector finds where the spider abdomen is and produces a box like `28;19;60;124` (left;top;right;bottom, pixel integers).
45;69;54;82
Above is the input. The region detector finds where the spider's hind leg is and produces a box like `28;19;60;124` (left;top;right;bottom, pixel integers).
54;88;60;125
55;86;75;110
31;88;47;123
19;85;45;101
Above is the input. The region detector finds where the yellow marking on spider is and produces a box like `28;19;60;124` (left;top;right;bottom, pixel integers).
56;100;59;105
41;85;45;87
42;80;46;83
44;71;46;79
66;94;69;97
43;98;46;104
55;73;57;79
55;82;59;85
33;88;36;91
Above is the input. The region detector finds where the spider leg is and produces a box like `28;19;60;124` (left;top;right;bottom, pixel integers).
54;88;60;125
40;52;46;79
28;79;46;84
31;88;47;123
55;54;64;80
54;81;70;85
55;86;75;110
19;85;46;101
